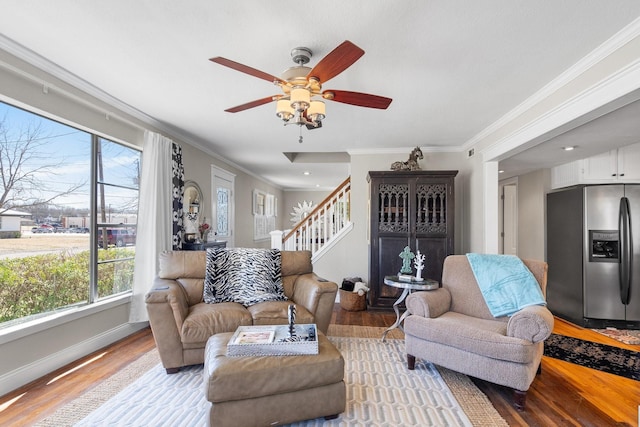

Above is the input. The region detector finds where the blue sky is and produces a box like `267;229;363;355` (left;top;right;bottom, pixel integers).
1;101;140;212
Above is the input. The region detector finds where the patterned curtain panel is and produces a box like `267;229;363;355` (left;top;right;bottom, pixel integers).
172;143;184;250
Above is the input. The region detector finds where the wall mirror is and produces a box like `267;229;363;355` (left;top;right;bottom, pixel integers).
184;180;203;222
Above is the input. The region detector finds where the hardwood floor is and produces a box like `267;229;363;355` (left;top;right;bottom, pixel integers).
0;306;637;426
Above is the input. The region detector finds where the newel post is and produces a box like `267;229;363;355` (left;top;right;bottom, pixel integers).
270;230;284;250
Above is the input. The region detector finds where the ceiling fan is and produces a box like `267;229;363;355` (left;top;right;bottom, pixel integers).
209;41;392;131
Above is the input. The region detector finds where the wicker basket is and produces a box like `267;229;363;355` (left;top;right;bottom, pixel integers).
339;289;367;311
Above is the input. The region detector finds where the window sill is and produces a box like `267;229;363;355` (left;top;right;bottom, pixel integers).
0;293;132;345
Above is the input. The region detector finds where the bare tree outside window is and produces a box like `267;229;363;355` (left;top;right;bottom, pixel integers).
0;112;85;214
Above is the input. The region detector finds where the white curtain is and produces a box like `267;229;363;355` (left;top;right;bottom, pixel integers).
129;131;175;323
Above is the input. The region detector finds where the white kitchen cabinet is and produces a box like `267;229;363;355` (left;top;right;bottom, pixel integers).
580;150;618;182
616;143;640;181
551;142;640;188
550;160;581;189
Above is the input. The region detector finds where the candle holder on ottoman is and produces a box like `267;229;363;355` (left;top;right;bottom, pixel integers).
204;330;345;426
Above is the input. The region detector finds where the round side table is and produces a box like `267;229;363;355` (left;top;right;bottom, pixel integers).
381;275;439;342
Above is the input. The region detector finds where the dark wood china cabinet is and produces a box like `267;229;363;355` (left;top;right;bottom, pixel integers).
367;170;457;309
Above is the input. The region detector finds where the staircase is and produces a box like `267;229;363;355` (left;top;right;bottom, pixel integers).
271;177;352;261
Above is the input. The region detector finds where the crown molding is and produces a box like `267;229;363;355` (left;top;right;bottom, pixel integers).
0;35;283;190
466;16;640;153
481;58;640;162
347;145;463;156
0;34;160;131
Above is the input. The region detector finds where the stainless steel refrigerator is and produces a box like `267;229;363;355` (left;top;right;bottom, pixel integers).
547;184;640;329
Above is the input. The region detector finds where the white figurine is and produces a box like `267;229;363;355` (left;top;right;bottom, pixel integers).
414;250;426;280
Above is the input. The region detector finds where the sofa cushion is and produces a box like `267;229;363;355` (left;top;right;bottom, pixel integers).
248;301;314;326
204;248;288;307
181;302;253;344
281;250;313;276
159;251;207;306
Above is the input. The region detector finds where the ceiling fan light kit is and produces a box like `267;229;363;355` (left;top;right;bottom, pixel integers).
210;40;392;140
307;100;325;122
276;99;294;121
290;87;310;112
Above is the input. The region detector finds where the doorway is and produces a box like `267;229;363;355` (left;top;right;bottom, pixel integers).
211;166;235;247
499;178;518;255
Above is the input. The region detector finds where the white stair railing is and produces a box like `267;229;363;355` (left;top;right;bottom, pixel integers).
271;177;351;257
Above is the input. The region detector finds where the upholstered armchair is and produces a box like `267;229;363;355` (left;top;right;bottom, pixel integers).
404;255;553;410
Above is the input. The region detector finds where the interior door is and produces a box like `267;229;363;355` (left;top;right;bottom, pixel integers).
211;166;235;247
500;181;518;255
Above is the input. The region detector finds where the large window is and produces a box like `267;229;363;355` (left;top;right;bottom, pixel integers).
0;101;140;326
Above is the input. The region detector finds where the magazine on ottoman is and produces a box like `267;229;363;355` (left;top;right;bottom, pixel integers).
226;324;318;357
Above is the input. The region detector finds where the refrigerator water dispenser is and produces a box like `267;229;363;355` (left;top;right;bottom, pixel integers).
589;230;619;263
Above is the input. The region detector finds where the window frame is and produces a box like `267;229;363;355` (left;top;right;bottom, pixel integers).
0;101;141;326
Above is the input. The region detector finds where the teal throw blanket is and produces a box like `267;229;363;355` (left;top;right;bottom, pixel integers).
466;253;546;317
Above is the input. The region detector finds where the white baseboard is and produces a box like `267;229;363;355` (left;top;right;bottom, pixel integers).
0;322;149;397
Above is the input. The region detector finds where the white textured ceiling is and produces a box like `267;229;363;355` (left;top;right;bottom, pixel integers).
2;1;640;188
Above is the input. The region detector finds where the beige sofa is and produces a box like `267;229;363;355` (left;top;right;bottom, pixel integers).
404;255;553;410
145;250;338;373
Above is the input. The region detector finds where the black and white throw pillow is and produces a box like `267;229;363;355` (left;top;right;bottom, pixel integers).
204;248;288;306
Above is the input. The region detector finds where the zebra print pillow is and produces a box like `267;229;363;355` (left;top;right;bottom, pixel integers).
203;248;288;307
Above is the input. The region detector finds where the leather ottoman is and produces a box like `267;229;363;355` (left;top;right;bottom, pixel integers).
204;332;345;427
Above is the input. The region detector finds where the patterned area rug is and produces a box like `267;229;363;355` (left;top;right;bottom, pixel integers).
592;327;640;345
544;333;640;381
36;336;507;427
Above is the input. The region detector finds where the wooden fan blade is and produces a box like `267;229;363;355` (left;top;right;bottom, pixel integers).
224;96;278;113
210;57;286;85
307;41;364;83
324;90;392;109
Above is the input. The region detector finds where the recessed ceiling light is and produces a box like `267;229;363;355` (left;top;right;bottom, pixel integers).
303;171;310;175
563;146;576;151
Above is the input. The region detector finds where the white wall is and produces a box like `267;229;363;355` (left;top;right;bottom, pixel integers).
0;215;22;232
516;169;550;260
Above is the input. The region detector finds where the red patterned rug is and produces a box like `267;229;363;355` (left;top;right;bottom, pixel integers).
592;327;640;345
